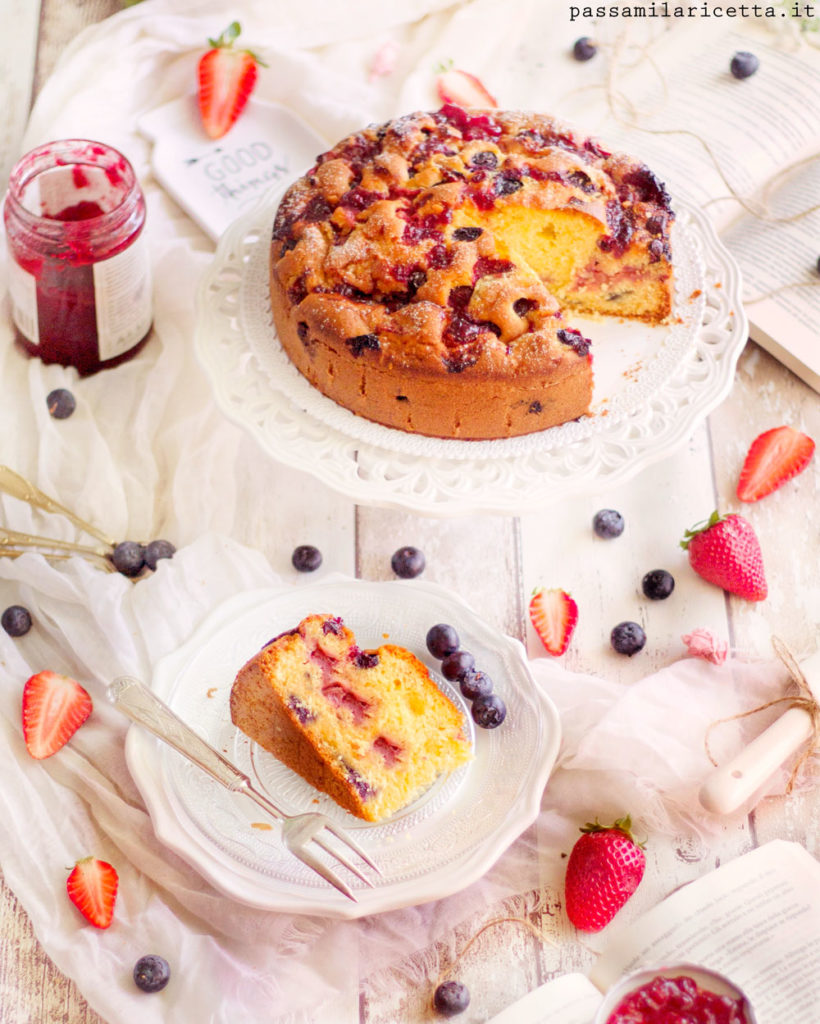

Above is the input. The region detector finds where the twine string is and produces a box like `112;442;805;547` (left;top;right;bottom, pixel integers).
703;636;819;794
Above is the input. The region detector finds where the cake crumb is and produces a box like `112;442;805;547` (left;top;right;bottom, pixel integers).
689;289;702;300
251;822;274;831
206;687;218;698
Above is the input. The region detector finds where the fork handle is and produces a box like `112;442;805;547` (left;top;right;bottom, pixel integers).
108;676;251;793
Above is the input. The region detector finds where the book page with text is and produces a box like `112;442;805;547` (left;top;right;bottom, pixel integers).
589;841;820;1024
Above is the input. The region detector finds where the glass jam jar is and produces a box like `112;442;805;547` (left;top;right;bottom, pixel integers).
4;139;152;375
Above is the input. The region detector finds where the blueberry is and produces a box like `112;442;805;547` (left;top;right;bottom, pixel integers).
144;539;176;571
133;954;170;993
292;545;322;572
441;649;475;682
611;621;647;656
110;540;146;577
1;605;32;637
46;388;76;419
433;980;470;1017
460;669;493;700
816;254;820;276
642;569;675;600
730;51;759;79
593;509;625;539
472;693;507;728
426;623;460;660
391;546;425;579
572;36;597;61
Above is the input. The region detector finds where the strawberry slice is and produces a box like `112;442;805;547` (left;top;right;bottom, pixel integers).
22;671;93;759
529;588;578;656
197;21;264;140
436;68;497;108
66;857;118;929
736;425;815;502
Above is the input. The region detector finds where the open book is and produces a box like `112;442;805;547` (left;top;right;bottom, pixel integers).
566;24;820;392
489;841;820;1024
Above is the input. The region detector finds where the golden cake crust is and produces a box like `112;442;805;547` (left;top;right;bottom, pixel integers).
270;107;674;440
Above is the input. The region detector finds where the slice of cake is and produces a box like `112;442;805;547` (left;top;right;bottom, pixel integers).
229;613;472;822
269;105;675;440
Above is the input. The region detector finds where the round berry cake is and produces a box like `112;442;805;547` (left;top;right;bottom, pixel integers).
270;105;674;440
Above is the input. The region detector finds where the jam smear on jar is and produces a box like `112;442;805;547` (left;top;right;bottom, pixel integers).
4;139;153;376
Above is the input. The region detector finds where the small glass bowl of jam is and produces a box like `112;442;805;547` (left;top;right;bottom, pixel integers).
4;139;152;375
595;964;757;1024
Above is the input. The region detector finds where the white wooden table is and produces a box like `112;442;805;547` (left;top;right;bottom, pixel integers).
1;3;818;1021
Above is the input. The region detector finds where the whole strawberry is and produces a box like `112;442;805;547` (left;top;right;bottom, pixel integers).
564;816;645;932
680;511;767;601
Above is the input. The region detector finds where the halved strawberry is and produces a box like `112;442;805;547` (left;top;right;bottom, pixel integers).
529;588;578;656
22;671;92;759
436;68;497;108
197;22;264;140
736;425;815;502
66;857;118;929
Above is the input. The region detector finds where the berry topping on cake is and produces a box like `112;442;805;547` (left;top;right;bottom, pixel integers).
22;671;93;759
593;509;625;539
66;857;118;929
736;425;815;502
529;588;578;656
572;36;597;61
133;955;171;993
641;569;675;600
610;621;647;656
2;604;32;637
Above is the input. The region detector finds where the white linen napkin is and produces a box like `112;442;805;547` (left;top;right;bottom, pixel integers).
0;2;806;1021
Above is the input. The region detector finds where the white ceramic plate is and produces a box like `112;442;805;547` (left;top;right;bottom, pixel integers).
125;578;560;919
194;187;747;515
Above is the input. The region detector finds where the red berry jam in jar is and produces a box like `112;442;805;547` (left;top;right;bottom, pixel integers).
4;139;152;375
606;974;750;1024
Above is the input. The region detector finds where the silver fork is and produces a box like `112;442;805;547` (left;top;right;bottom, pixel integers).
107;676;381;901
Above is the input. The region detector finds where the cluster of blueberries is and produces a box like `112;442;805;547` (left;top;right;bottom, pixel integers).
593;509;676;657
425;623;506;730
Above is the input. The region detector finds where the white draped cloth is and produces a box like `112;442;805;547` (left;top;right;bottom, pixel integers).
0;2;799;1021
